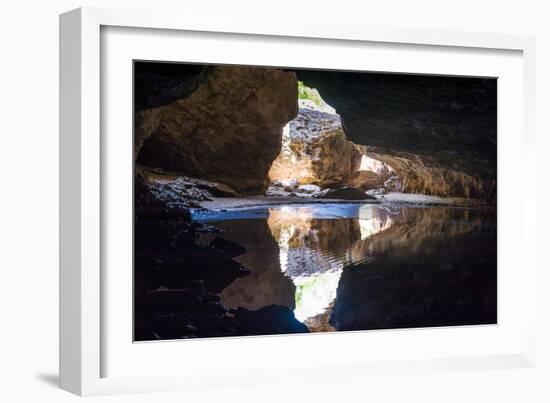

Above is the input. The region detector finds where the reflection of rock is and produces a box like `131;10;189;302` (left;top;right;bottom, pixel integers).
266;205;395;327
135;215;310;340
267;206;395;278
215;221;296;311
269;107;362;188
303;303;336;332
358;206;394;240
319;186;376;200
330;207;497;330
136;66;298;194
365;207;487;254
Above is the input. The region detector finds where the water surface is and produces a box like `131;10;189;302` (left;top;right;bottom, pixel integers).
195;203;497;332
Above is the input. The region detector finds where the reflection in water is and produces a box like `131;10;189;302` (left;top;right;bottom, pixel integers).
266;205;393;324
197;203;496;332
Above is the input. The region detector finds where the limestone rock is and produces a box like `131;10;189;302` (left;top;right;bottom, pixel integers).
136;66;298;194
138;167;239;211
268;108;362;187
296;70;497;200
365;148;495;199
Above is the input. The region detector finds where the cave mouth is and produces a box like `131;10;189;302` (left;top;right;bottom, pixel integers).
133;63;497;341
266;81;399;199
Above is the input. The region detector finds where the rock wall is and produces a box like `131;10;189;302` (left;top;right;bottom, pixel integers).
295;70;497;200
136;65;298;194
356;146;496;199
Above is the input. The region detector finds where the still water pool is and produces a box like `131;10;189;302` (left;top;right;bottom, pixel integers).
194;203;497;332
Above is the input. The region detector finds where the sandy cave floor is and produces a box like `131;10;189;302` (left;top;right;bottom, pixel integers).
195;192;486;212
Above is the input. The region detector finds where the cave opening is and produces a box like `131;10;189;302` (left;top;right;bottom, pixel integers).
266;80;399;199
133;63;497;341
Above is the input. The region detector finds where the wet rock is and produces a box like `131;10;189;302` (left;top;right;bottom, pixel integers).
134;173;191;220
136;66;298;194
319;187;376;200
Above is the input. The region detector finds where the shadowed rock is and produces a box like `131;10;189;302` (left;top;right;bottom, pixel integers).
136;65;298;194
319;187;376;200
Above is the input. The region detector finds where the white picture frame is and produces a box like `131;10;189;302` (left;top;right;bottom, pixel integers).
59;6;537;396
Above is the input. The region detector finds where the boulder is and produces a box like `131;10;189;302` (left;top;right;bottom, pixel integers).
319;187;376;200
134;172;191;220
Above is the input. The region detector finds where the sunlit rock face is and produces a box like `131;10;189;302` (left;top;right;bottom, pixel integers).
268;93;362;189
295;70;497;200
343;150;401;194
362;147;494;198
135;65;298;194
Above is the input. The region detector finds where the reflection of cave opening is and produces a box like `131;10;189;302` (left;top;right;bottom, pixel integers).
267;81;400;197
266;204;395;330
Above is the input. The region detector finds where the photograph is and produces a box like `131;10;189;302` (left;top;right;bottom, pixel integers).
133;62;497;341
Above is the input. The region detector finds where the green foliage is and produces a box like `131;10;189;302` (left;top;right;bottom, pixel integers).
297;81;322;106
